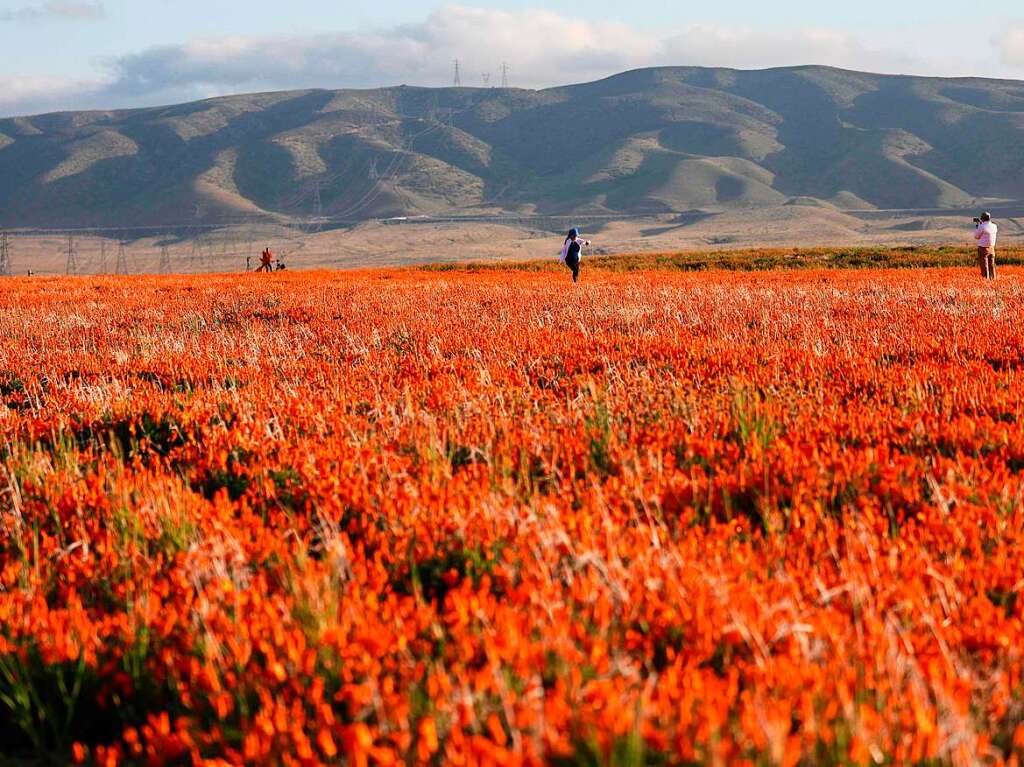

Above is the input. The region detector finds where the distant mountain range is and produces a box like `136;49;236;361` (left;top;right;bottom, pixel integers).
2;65;1024;228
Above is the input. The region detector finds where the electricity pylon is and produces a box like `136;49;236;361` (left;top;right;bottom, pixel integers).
246;229;255;272
115;241;128;275
159;245;171;274
453;59;461;87
0;231;11;277
312;182;323;233
220;231;234;271
98;239;108;273
64;235;79;275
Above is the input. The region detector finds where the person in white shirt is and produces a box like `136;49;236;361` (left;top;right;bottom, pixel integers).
973;212;998;280
559;228;591;283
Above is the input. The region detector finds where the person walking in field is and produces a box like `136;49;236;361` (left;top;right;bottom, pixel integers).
974;212;998;280
257;247;274;273
560;228;591;283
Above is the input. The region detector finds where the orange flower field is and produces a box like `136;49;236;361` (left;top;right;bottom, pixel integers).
3;264;1024;766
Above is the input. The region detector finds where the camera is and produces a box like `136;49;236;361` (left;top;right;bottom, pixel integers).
974;217;981;225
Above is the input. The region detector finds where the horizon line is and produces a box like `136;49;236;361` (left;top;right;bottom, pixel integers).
5;62;1024;121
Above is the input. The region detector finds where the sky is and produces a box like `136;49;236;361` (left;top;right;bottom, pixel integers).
2;0;1024;117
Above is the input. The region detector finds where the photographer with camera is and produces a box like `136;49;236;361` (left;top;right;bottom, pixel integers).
973;212;998;280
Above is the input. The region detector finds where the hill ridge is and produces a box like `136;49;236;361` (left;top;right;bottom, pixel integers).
2;65;1023;227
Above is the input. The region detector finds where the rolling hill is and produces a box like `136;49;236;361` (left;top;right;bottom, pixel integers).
2;65;1024;227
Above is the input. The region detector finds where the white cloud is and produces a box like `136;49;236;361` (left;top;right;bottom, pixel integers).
0;4;1013;117
657;26;920;73
0;74;103;114
997;23;1024;69
0;1;105;21
99;7;925;99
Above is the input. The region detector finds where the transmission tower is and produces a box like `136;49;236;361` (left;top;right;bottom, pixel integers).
368;158;379;180
0;231;11;277
64;235;79;276
482;72;491;88
222;231;235;268
501;62;509;88
246;229;255;272
98;239;108;273
159;245;171;274
312;182;323;233
453;59;461;87
115;241;128;275
189;238;201;272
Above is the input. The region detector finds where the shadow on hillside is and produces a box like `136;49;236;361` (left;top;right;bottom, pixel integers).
640;209;721;236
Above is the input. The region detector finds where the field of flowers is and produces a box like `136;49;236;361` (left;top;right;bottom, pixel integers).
2;261;1024;766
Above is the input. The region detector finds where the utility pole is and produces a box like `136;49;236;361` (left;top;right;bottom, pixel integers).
501;62;509;88
64;234;79;276
115;241;128;275
0;231;11;277
98;239;108;273
453;59;461;87
159;245;171;274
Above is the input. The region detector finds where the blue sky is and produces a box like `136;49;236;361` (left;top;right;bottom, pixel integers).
2;1;1024;116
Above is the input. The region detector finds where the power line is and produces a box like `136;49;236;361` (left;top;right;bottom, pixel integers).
325;114;456;221
0;231;10;277
5;213;281;238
